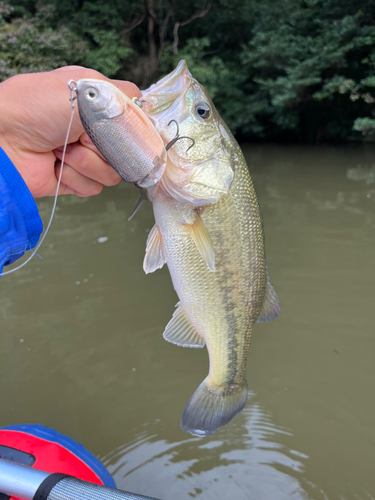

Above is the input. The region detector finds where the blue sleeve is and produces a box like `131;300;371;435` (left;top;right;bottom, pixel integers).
0;147;43;275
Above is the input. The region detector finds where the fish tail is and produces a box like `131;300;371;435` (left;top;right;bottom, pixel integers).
180;378;248;437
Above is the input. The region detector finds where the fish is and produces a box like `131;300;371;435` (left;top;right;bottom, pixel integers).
75;79;166;189
141;61;280;437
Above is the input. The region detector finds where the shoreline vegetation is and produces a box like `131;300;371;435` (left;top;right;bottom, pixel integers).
1;0;375;143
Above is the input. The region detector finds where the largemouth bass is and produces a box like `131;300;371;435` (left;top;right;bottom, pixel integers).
76;79;166;188
142;61;280;437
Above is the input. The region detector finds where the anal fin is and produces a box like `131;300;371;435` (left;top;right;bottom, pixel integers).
182;215;215;271
163;303;205;348
143;224;166;274
257;270;280;322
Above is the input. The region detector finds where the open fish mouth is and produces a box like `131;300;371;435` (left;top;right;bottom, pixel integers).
141;61;193;120
143;60;191;95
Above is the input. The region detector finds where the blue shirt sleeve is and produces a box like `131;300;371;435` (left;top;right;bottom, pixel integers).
0;147;43;275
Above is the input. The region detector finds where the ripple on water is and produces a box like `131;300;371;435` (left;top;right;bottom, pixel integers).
102;393;315;500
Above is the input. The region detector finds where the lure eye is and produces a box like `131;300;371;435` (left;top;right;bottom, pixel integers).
195;103;211;119
85;88;98;100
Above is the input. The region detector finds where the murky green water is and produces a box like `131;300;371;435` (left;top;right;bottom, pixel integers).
1;144;374;500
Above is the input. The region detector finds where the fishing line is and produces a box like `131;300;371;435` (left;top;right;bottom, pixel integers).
0;80;78;277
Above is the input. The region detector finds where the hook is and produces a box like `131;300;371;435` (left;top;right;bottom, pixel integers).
166;119;195;153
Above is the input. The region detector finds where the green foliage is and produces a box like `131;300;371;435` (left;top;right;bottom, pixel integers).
353;117;375;134
0;2;87;79
238;3;375;140
2;0;375;142
81;29;131;77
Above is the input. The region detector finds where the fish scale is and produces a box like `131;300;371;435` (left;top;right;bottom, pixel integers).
154;143;266;386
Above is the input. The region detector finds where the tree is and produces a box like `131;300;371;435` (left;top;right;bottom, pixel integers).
3;0;375;142
0;2;87;80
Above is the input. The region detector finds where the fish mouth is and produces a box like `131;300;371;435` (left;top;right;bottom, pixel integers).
141;61;195;125
143;60;192;96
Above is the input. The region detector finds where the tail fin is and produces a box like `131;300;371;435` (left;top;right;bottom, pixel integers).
181;379;248;437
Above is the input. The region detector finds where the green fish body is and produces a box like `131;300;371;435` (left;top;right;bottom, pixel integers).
142;61;280;436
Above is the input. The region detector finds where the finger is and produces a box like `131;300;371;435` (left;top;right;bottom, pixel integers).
55;161;104;197
56;182;77;196
78;133;106;161
54;142;121;187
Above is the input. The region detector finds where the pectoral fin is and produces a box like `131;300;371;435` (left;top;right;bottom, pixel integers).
182;216;215;271
256;270;280;322
143;224;166;274
163;303;205;348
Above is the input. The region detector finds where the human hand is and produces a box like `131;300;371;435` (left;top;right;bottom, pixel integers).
0;66;141;198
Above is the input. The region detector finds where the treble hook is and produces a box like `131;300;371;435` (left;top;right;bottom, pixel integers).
166;119;195;153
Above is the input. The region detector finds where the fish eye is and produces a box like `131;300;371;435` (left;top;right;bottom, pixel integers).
85;88;98;100
195;102;211;119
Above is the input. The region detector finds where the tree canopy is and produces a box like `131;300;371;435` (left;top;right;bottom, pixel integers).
1;0;375;142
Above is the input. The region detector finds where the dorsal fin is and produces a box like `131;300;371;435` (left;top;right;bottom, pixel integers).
163;303;205;348
143;224;166;274
257;270;280;322
182;216;215;271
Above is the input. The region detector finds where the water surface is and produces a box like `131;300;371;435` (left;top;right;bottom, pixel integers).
1;144;374;500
